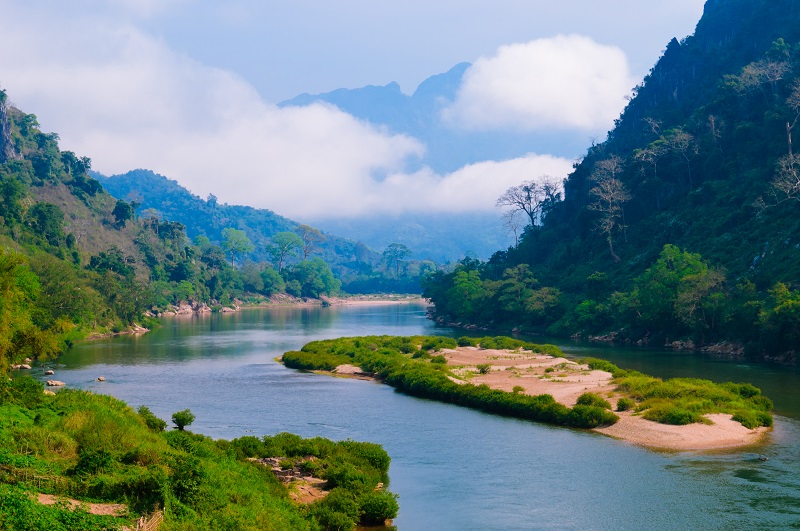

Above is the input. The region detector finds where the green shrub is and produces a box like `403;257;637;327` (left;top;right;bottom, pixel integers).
568;405;619;428
430;355;447;364
457;336;476;347
137;405;167;432
576;393;612;410
616;398;635;411
358;491;399;525
476;364;491;374
512;386;524;394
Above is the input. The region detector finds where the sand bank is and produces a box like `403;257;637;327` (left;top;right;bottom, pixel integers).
334;346;769;451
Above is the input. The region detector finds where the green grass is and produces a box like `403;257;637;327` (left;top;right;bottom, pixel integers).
0;375;397;531
582;359;773;428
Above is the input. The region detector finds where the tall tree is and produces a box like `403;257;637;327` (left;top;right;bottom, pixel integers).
382;243;411;278
268;232;302;272
589;157;631;263
496;176;561;227
295;224;326;259
222;228;254;267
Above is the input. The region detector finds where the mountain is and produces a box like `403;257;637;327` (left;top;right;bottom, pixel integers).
94;169;381;280
422;0;800;361
280;63;587;174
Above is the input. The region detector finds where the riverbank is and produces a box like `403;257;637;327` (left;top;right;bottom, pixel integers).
286;337;771;452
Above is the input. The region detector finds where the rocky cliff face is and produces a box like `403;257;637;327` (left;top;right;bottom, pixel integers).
0;94;19;164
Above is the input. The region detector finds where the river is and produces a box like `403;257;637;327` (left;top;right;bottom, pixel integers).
48;303;800;530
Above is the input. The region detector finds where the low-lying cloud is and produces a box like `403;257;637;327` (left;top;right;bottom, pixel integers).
0;4;574;220
443;35;636;132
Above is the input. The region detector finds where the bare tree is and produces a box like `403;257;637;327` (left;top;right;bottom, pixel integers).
785;82;800;156
589;157;631;263
664;127;698;190
502;210;521;247
772;153;800;202
294;224;326;259
496;175;562;227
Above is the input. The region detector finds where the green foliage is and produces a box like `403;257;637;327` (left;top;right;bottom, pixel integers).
0;382;392;529
358;491;399;526
137;406;167;432
616;398;636;412
171;409;196;431
614;374;773;427
476;364;491;374
576;393;612;410
421;13;800;359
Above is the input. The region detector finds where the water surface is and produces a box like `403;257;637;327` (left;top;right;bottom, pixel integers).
50;304;800;530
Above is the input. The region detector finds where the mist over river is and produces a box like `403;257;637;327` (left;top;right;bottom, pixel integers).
48;303;800;530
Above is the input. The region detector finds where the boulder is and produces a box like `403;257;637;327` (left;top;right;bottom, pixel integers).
97;376;106;382
44;370;54;376
43;389;56;396
46;380;66;387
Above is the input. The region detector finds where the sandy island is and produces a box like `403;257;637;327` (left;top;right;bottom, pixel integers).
330;346;770;451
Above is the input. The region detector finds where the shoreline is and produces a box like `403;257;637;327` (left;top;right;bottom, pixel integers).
296;346;770;452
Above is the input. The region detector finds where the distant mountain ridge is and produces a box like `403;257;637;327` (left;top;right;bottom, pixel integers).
279;63;588;174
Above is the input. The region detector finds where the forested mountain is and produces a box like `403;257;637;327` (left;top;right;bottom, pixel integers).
424;0;800;362
95;169;381;281
0;88;391;370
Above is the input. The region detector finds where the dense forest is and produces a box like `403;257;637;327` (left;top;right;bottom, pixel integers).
424;0;800;362
96;169;436;294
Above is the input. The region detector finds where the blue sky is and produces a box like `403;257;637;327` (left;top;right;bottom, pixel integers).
0;0;706;220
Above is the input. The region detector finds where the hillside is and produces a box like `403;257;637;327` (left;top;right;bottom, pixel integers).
423;0;800;361
95;169;382;281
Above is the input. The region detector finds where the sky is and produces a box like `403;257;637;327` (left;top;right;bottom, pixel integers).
0;0;707;221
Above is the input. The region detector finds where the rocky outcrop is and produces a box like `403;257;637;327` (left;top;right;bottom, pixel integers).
0;94;19;164
46;380;66;387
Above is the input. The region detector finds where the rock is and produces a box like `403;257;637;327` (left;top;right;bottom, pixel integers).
46;380;66;387
11;364;32;370
44;370;54;375
24;358;32;363
97;376;106;382
43;389;56;396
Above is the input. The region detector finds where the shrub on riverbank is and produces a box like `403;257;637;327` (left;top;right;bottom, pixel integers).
0;376;397;530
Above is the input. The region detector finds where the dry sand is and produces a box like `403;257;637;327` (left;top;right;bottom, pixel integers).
337;346;770;451
37;493;127;516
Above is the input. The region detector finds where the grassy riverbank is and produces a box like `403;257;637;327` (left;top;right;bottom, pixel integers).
282;336;773;444
0;376;396;531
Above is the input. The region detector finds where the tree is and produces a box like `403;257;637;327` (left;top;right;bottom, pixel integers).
770;153;800;203
221;228;254;267
268;232;302;272
27;203;65;246
382;243;411;278
589;157;631;263
112;199;134;228
295;224;326;259
663;128;698;190
496;176;561;227
284;258;340;298
172;409;195;431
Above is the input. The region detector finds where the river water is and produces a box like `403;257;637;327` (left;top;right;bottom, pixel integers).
49;303;800;530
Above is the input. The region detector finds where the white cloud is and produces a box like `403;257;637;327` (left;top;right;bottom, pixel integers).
0;3;574;220
442;35;636;132
372;155;573;217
